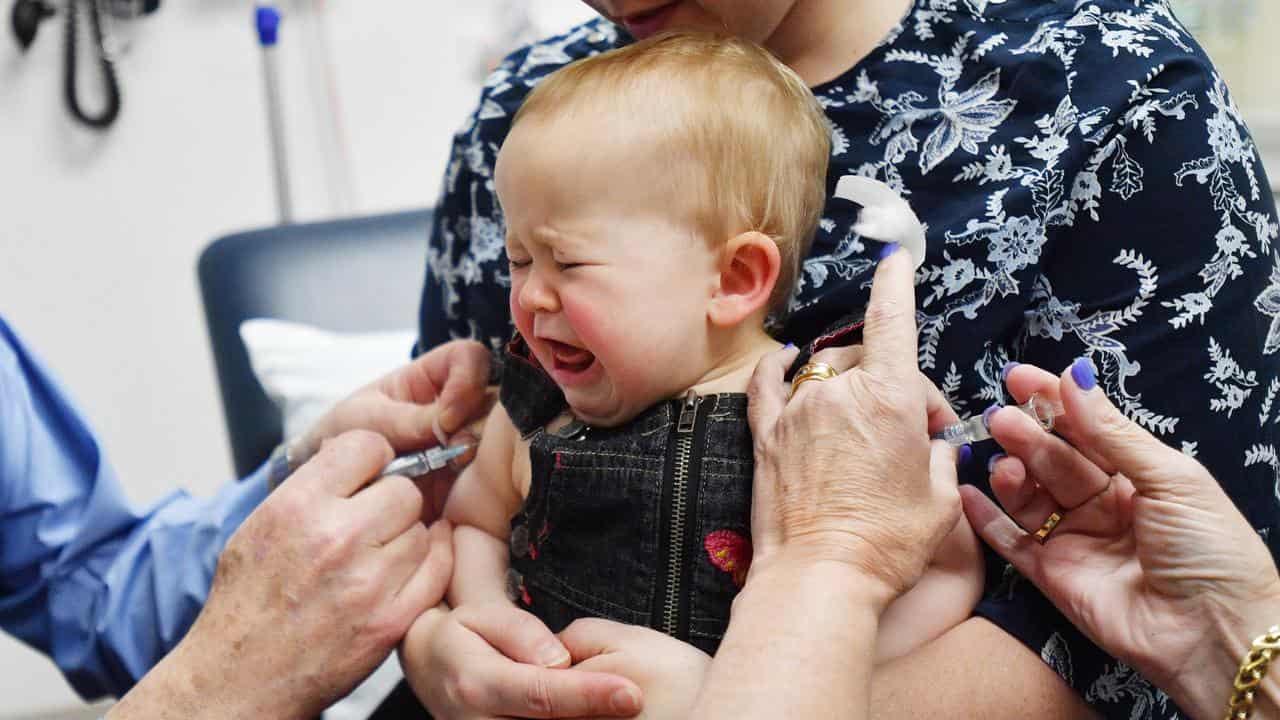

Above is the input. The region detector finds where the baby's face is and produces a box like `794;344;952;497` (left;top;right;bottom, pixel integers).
495;114;723;427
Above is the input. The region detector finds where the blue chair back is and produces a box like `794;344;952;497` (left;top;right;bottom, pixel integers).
198;209;433;477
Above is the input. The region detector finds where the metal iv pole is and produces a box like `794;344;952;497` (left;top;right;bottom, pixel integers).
256;4;293;224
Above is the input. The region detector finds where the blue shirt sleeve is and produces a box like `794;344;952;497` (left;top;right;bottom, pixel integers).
0;316;268;699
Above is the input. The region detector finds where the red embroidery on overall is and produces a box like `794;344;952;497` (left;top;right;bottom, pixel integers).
529;521;550;560
704;530;752;589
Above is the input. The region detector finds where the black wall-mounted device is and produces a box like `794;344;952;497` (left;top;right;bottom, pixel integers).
9;0;161;129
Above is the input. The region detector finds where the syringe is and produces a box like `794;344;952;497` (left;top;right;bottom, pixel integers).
933;394;1064;447
377;443;474;481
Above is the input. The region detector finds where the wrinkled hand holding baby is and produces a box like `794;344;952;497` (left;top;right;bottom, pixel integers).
745;247;963;606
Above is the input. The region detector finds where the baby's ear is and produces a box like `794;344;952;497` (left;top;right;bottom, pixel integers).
708;231;781;329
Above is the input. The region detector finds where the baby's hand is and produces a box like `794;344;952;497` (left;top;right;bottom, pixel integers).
457;601;571;668
402;602;643;719
561;619;709;720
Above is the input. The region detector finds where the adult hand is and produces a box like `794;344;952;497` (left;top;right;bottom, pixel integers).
559;618;711;720
746;246;962;604
399;604;643;719
964;359;1280;719
110;431;453;720
694;247;964;720
295;338;494;521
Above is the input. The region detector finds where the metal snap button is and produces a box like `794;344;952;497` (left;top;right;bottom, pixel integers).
510;524;530;558
554;419;589;440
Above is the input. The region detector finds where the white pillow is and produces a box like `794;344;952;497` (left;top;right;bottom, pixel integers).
239;318;417;442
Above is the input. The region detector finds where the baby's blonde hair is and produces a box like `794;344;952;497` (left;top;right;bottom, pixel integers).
512;31;831;317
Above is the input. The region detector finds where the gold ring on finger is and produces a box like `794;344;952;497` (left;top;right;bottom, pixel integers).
1032;511;1064;544
790;362;840;398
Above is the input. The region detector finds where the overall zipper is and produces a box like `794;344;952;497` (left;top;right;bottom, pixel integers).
653;389;705;639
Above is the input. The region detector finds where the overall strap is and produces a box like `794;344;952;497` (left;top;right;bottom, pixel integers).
784;311;867;380
499;333;568;438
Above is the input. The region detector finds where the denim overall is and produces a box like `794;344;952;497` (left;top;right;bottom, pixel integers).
501;317;862;654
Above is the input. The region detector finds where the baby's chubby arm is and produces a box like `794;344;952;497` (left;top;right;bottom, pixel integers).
409;406;644;718
443;403;525;608
873;512;984;664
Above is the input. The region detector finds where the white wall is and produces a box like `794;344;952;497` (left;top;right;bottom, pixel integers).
1184;0;1280;186
0;2;591;716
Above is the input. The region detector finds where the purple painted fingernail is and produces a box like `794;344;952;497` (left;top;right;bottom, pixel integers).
878;242;900;260
1001;361;1020;383
783;342;796;350
987;452;1006;473
982;403;1001;430
1071;357;1097;391
957;444;973;467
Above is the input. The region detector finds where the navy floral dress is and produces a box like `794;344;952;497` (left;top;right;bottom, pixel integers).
416;2;1280;717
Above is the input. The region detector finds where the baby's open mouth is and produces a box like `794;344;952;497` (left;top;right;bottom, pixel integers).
546;339;596;373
